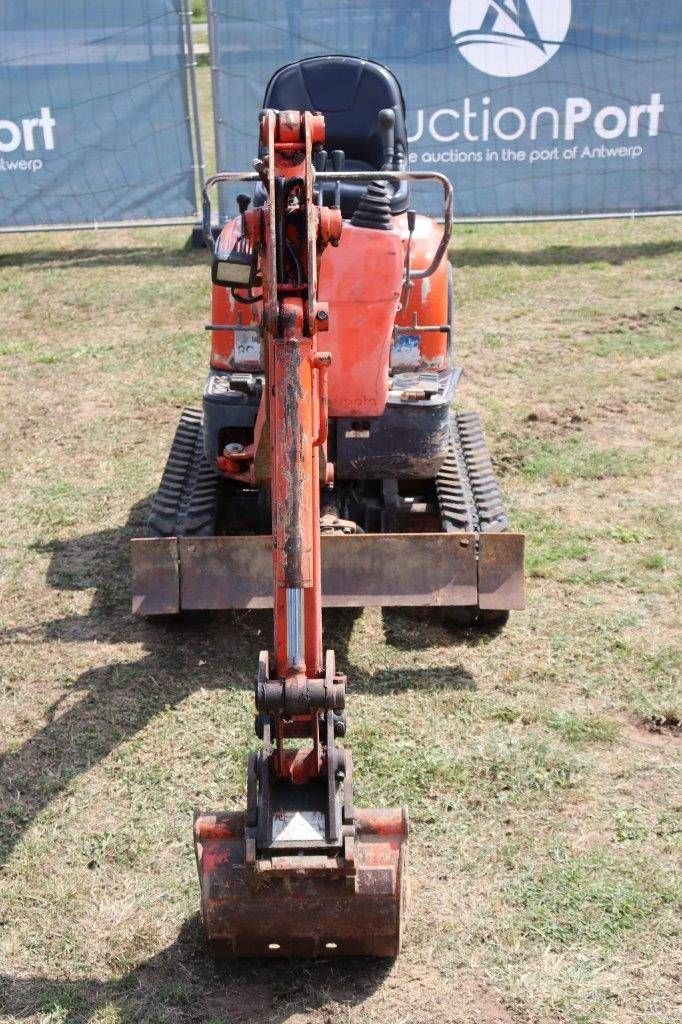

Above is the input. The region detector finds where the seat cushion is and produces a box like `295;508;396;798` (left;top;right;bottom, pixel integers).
257;55;409;217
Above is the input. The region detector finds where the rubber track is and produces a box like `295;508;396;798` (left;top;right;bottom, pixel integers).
146;408;219;538
435;418;478;532
436;413;509;534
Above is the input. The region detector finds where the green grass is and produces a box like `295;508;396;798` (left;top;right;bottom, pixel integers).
0;209;680;1024
589;330;678;359
514;509;590;579
519;437;643;486
510;848;678;948
547;711;620;746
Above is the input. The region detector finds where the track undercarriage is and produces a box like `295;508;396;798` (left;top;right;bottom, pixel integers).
133;405;523;626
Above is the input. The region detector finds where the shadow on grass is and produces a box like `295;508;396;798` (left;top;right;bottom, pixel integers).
381;606;509;650
0;916;394;1024
0;245;206;270
4;238;680;273
0;498;478;866
454;239;682;268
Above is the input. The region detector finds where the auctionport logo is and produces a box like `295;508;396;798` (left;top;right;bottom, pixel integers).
0;106;55;172
450;0;572;78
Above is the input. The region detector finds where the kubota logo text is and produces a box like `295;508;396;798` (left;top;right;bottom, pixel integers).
450;0;572;77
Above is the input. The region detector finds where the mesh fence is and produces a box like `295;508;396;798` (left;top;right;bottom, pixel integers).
0;0;198;228
208;0;681;220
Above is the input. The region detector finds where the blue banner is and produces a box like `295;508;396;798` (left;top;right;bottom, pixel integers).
0;1;197;228
209;0;681;219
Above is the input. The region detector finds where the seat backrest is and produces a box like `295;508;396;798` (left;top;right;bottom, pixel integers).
262;55;408;171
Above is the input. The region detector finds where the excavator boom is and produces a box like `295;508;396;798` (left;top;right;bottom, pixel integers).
193;109;409;957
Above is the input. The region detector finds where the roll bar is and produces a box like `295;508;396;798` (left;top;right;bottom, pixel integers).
201;169;453;281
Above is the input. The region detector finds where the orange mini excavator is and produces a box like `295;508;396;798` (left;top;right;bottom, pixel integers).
131;56;524;957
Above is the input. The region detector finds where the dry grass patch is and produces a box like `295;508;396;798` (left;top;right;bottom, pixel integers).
0;215;680;1023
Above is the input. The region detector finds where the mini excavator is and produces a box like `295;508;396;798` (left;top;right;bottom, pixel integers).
131;56;524;957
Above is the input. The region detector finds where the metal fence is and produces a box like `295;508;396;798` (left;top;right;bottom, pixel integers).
2;1;680;230
207;0;682;222
0;0;202;231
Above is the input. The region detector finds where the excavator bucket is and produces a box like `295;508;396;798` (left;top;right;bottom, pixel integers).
194;806;408;958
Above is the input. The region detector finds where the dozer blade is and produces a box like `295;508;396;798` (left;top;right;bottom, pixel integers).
194;807;408;958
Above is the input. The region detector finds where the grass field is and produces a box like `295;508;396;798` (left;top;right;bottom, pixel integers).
0;209;680;1024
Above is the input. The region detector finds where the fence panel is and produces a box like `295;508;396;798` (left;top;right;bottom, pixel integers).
208;0;681;220
1;0;197;229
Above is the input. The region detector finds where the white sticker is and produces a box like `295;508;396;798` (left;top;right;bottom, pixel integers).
391;332;421;369
234;329;261;367
271;810;326;844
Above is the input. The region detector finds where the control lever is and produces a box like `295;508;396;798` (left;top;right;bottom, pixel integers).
331;149;345;209
236;193;250;236
401;208;417;307
313;148;328;172
379;108;396;170
313;150;327;206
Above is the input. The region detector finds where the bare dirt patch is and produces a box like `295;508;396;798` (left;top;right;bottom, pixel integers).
636;714;682;740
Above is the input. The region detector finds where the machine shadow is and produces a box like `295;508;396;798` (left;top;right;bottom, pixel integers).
454;238;682;268
0;244;205;271
0;916;393;1024
4;235;678;274
0;500;477;866
380;606;508;650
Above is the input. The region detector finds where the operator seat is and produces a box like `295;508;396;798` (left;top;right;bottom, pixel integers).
255;55;409;218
